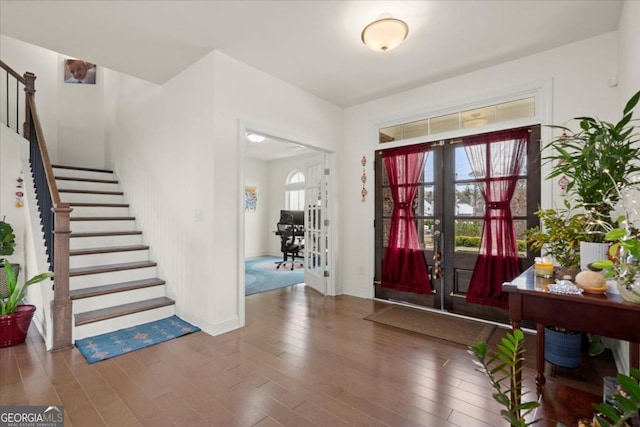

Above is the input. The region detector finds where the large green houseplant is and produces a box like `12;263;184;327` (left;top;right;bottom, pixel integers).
545;90;640;241
0;260;53;348
471;330;640;427
525;202;588;272
0;218;18;298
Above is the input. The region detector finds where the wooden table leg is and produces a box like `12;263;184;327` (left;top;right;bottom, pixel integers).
536;323;546;396
631;342;639;371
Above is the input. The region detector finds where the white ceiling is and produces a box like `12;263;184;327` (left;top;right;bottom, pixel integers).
2;0;624;162
0;0;624;109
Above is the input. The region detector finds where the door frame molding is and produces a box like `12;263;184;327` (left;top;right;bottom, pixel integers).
237;119;336;327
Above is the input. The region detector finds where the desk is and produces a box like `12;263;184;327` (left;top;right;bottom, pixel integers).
503;267;640;396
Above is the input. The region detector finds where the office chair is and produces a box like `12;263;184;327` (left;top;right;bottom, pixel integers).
276;221;303;270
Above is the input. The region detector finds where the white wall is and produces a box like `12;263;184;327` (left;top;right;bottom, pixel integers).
0;35;107;168
0;127;26;266
618;0;640;110
244;156;269;258
105;50;342;336
340;32;619;299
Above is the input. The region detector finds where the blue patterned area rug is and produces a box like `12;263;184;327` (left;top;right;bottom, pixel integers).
245;256;304;296
75;315;200;364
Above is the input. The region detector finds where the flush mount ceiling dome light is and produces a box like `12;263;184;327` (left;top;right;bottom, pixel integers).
361;17;409;52
246;133;265;143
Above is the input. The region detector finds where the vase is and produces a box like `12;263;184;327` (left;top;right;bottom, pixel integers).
617;281;640;304
0;304;36;348
580;241;610;271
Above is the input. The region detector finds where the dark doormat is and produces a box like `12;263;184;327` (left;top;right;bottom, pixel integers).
365;304;496;346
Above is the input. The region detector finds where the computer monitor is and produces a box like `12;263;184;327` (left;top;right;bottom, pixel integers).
280;210;304;226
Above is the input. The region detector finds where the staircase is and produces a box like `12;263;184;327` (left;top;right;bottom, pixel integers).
53;164;175;340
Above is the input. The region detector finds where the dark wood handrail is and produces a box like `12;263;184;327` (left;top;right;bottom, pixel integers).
26;93;62;205
0;60;27;84
1;61;72;351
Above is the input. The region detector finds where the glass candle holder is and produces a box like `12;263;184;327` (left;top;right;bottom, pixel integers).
534;257;554;278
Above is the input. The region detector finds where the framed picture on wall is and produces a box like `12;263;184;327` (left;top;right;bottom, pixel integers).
245;186;257;212
64;59;97;84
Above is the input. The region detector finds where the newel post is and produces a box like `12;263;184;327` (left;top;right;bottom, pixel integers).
23;72;36;140
50;204;73;351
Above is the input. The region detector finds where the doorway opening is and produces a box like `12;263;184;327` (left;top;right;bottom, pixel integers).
241;129;333;302
374;125;540;324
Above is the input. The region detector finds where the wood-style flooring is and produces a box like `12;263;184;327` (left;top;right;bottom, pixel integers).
0;284;616;426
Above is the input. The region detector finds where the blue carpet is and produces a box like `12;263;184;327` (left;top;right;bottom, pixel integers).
75;315;200;364
245;256;304;296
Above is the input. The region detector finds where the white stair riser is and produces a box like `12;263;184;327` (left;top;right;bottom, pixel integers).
52;168;115;181
72;286;166;314
73;305;175;341
70;206;130;217
70;234;143;249
70;220;136;233
70;250;150;268
55;180;120;192
60;192;126;204
70;266;157;289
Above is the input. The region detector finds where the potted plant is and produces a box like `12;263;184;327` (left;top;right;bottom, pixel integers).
468;329;541;427
545;90;640;270
0;218;19;298
592;221;640;304
0;260;53;348
525;201;588;279
471;329;640;427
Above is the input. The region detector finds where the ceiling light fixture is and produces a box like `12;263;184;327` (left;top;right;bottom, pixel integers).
361;17;409;52
463;113;489;129
246;133;265;143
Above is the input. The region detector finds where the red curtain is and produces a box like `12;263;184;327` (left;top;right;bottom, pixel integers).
381;146;433;294
464;128;529;308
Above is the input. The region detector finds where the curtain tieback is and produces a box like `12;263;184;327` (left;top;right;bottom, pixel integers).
397;202;411;209
487;201;509;209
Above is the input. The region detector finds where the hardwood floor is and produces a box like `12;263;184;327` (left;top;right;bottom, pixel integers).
0;284;615;426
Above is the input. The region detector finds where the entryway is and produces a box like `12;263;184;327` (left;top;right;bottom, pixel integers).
374;125;540;323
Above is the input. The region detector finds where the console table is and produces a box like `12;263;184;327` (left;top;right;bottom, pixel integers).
503;267;640;396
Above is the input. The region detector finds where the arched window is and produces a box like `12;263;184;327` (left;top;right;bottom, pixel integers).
285;170;305;210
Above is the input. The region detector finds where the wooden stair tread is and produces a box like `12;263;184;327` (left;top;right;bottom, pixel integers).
70;278;166;300
70;245;150;256
70;216;135;221
69;202;130;208
71;231;142;238
55;176;118;184
74;297;174;326
70;260;157;276
59;189;124;195
52;164;114;174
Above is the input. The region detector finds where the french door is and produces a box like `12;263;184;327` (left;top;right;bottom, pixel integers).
374;126;540;322
304;156;328;295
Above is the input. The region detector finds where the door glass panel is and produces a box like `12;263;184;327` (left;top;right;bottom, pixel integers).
422;219;435;250
514;219;528;256
382;187;394;216
454;219;483;253
511;179;527;216
422;185;434;215
423;152;434;182
455;183;483;216
455;145;474;180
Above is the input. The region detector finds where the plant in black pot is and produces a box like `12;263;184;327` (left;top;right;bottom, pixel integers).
0;218;19;298
0;260;53;348
545;90;640;270
525;201;588;280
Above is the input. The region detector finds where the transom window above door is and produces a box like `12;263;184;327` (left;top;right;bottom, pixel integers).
379;97;535;143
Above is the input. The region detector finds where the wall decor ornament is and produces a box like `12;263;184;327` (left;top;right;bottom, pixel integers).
361;155;367;201
244;186;257;212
